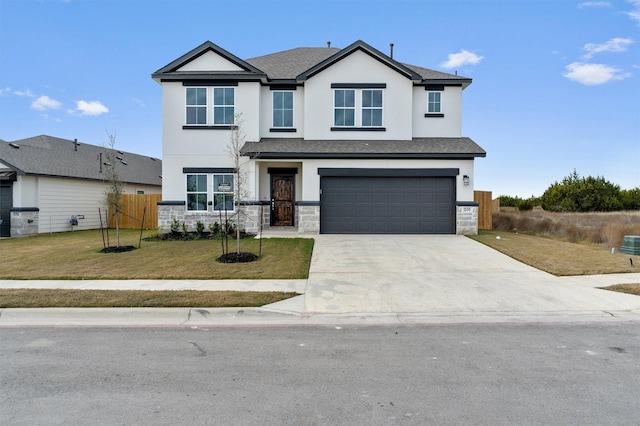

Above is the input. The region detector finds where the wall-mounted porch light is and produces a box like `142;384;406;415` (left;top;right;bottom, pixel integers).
463;175;470;186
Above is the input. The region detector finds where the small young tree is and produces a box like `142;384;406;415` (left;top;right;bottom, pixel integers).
216;113;257;263
103;132;124;247
227;113;250;254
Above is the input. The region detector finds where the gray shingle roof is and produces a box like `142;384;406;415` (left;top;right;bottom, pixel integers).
0;135;162;186
246;47;341;80
154;40;470;86
241;138;486;159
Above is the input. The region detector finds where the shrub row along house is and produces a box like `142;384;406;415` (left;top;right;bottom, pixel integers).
0;135;162;237
153;40;485;235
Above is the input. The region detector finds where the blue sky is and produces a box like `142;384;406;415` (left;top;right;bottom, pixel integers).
1;0;638;197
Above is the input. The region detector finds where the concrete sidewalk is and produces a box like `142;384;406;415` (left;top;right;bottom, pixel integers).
1;235;639;326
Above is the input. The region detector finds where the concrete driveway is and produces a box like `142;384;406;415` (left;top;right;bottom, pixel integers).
287;235;640;316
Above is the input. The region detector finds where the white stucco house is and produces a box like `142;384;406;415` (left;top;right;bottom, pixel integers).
0;135;162;237
152;40;485;235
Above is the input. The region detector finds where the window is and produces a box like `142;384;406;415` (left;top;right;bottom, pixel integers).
428;91;441;113
214;87;235;125
186;174;208;211
273;91;294;128
186;88;207;125
213;174;235;211
334;89;355;127
362;89;383;126
333;88;384;128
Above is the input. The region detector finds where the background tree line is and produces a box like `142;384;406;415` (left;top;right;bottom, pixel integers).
499;170;640;212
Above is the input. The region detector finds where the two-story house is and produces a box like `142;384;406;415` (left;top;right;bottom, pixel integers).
152;40;485;235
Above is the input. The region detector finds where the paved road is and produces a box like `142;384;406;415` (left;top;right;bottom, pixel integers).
1;323;638;425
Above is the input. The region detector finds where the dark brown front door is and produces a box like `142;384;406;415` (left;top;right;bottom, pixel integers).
271;175;294;226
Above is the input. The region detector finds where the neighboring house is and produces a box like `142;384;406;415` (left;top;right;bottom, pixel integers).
0;135;162;237
152;40;485;235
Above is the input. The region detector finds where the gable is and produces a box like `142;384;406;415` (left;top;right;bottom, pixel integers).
152;41;266;82
297;40;422;82
307;49;412;84
177;50;244;72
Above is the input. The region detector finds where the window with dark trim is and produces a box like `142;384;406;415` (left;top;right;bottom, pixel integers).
213;88;235;125
186;174;208;211
273;91;294;128
333;88;384;129
186;88;207;125
428;91;441;113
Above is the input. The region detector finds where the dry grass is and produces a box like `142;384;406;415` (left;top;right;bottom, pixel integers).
600;284;640;296
0;230;314;280
492;210;640;248
470;229;639;276
0;289;297;308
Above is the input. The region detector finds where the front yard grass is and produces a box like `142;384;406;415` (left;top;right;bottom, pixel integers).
469;229;640;297
0;229;313;280
0;289;297;308
469;229;638;276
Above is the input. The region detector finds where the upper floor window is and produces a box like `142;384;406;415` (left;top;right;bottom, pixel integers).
273;91;294;128
428;91;441;113
334;89;355;127
214;87;235;125
186;174;208;211
186;88;207;125
333;88;383;128
362;89;383;126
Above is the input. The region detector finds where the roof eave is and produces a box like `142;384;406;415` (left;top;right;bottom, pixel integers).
242;152;486;160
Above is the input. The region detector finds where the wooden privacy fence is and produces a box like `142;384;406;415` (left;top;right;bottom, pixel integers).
108;194;161;229
473;190;493;230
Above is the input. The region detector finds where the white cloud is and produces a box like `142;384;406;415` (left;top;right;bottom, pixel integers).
131;97;146;107
583;37;634;58
563;62;631;85
31;95;62;111
441;50;484;69
14;89;36;97
73;100;109;116
578;1;611;8
627;0;640;24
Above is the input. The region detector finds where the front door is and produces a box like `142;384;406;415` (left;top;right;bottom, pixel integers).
271;175;294;226
0;181;12;237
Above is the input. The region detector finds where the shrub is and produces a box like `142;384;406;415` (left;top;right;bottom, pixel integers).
195;220;205;235
170;218;181;234
540;170;623;212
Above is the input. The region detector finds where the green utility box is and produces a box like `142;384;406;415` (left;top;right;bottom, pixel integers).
619;235;640;256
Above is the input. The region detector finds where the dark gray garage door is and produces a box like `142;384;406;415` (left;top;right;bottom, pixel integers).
320;176;455;234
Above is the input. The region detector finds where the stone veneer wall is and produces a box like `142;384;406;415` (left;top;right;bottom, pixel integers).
10;209;39;237
297;205;320;233
158;203;269;234
456;204;478;235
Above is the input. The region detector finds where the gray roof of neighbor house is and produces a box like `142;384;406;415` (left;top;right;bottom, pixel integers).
241;138;486;159
0;135;162;186
153;40;471;87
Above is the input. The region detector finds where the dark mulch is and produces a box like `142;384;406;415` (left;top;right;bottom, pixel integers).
101;245;137;253
216;252;259;263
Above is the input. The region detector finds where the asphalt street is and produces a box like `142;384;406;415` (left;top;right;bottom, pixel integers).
1;323;639;425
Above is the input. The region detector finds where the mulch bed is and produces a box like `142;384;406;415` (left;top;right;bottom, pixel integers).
216;252;259;263
101;245;136;253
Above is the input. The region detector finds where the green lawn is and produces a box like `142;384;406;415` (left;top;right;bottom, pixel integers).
0;229;314;280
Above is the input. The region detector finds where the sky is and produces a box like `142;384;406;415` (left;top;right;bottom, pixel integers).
0;0;638;197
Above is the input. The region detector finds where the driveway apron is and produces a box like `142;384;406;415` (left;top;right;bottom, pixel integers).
302;235;640;314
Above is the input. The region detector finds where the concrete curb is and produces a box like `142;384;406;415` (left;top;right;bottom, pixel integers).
1;307;639;327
